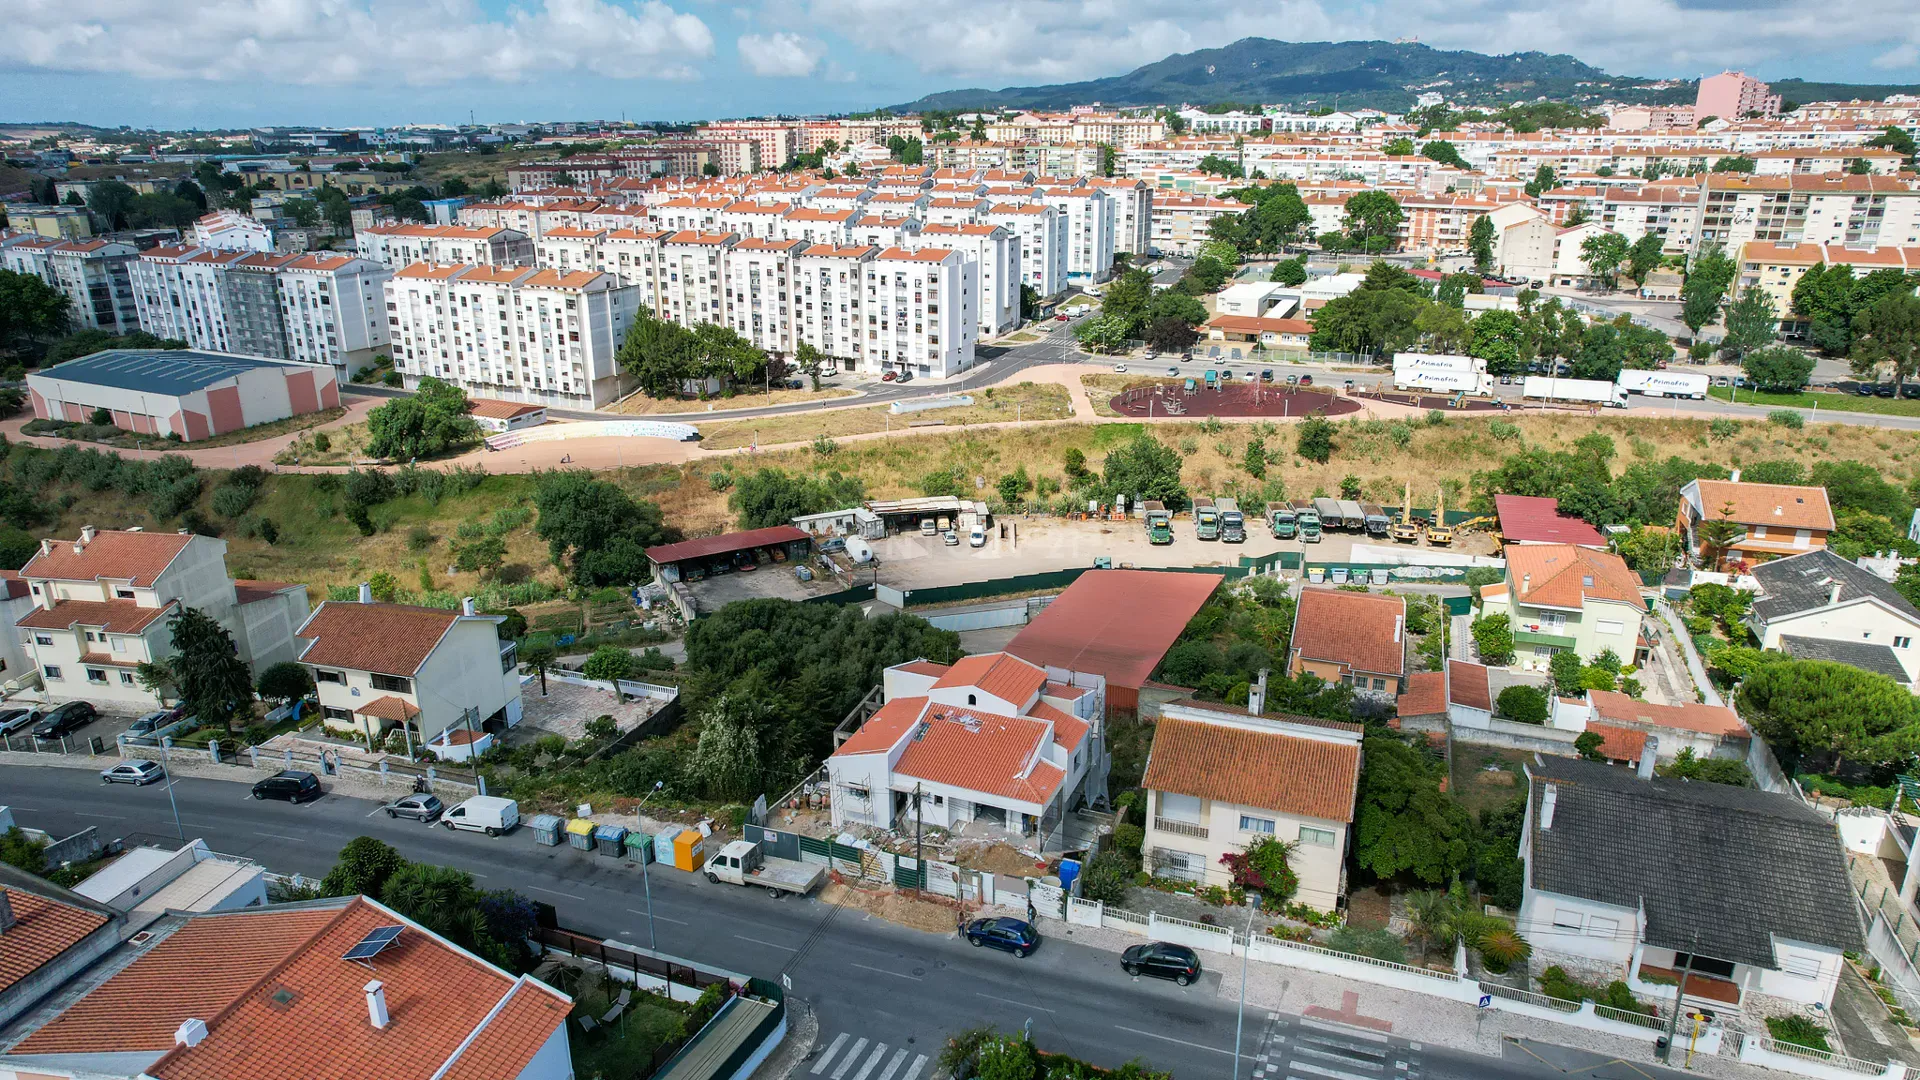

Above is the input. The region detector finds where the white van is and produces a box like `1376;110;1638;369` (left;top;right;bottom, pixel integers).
969;524;986;548
441;795;520;836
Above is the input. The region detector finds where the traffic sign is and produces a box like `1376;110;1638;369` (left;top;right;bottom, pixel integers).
1478;994;1493;1009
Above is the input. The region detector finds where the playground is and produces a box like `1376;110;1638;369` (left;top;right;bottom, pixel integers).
1107;381;1366;419
1353;389;1509;413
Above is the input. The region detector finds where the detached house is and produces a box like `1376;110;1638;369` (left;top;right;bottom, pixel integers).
1140;697;1362;909
16;527;308;710
826;652;1104;851
295;589;522;747
1479;544;1646;672
1288;588;1406;695
1747;547;1920;686
1521;756;1861;1013
1676;476;1833;568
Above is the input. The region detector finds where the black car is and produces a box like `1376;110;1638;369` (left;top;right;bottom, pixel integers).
962;917;1039;957
31;701;98;738
251;770;322;803
1879;383;1899;398
1122;942;1203;985
1857;382;1878;396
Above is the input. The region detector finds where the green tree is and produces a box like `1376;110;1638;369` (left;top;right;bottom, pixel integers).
1146;316;1199;353
1423;140;1466;169
1469;310;1526;375
581;643;637;695
520;638;557;696
1073;314;1131;353
1496;684;1549;723
364;377;481;459
1295;415;1336;464
320;836;408;897
86;180;138;229
1549;650;1585;696
1471;614;1515;665
1342;191;1404;251
1579;232;1630;289
452;534;507;578
1712;155;1757;173
0;268;73;351
1271;257;1308;286
1242;438;1267;479
1197;154;1244;179
794;341;827;390
1744;345;1815;391
1468;215;1495;273
1850;290;1920;385
1524;164;1557;198
1624;233;1665;286
169;606;255;731
1101;433;1188;507
1681;244;1737;336
1;826;46;874
1574;731;1607;761
1737;659;1920;772
1721;287;1779;358
1382;137;1416;156
1352;737;1472;884
532;470;677;586
256;661;314;704
728;467;865;529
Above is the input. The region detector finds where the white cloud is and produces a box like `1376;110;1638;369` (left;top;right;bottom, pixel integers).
737;31;828;77
1874;43;1920;70
6;0;716;85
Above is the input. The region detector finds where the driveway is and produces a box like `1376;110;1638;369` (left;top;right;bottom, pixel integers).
1831;962;1920;1066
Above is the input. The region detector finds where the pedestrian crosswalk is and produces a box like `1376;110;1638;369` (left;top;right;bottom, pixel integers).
1252;1016;1421;1080
810;1032;928;1080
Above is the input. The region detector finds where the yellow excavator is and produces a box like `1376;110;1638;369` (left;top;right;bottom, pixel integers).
1389;481;1422;544
1427;487;1455;546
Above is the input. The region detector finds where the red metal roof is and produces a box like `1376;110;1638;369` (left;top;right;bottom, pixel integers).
1007;570;1221;690
646;525;808;565
1495;494;1607;547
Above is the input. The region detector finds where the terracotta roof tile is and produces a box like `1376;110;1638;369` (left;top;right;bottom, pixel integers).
1589;689;1748;737
834;696;923;755
1506;544;1643;610
1588;722;1648;762
931;652;1047;706
21;529;194;586
234;579;304;606
295;601;461;676
357;695;421;722
18;598;175;634
1691;479;1835;532
1395;671;1446;717
0;885;110;997
891;660;951;678
1290;588;1406;677
1494;494;1608;546
1008;570;1220;690
1143;717;1360;823
1449;660;1492;711
893;706;1062;805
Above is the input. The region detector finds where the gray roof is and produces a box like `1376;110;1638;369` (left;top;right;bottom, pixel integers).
1528;757;1862;967
1750;548;1920;627
1779;635;1913;683
34;350;290;396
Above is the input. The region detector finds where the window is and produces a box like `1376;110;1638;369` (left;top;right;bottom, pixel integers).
120;671;135;685
1372;678;1386;691
1671;952;1737;980
1552;908;1584;932
1596;619;1625;635
841;784;870;801
315;669;345;685
116;588;134;599
1299;825;1336;846
33;634;53;647
1239;815;1276;834
42;665;62;681
1586;915;1619;939
322;706;352;722
1780;952;1823;980
1157;792;1203;823
1898;637;1914;649
370;673;412;694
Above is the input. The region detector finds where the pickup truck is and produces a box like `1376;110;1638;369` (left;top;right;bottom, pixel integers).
702;839;827;898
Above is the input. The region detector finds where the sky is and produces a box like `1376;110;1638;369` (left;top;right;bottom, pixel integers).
4;0;1919;129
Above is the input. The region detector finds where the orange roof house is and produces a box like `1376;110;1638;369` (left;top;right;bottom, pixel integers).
1289;588;1407;694
1677;475;1834;567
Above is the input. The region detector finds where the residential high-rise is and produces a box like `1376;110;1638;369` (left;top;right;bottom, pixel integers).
1695;71;1783;122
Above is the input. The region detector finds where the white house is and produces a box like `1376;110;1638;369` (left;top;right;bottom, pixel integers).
1521;755;1862;1013
1748;548;1920;687
294;589;522;747
1479;544;1647;673
1139;696;1362;911
826;653;1105;851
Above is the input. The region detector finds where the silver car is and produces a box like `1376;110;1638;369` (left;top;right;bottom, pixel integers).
101;759;166;786
383;793;444;822
0;708;33;735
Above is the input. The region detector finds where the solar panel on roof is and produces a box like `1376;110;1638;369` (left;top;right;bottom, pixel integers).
341;924;403;961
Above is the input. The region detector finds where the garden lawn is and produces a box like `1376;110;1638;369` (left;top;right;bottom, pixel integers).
1450;747;1534;818
1707;386;1920;418
569;990;690;1080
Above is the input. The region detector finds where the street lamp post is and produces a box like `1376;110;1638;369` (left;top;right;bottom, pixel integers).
637;780;665;950
161;762;184;841
1233;893;1261;1080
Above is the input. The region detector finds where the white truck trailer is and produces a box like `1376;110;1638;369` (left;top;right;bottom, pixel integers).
1616;369;1709;399
1392;353;1494;395
1523;376;1627;408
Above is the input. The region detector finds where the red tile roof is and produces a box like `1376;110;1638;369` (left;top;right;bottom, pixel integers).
1291;588;1406;677
893;706;1063;805
1395;671;1446;717
295;601;462;676
1690;479;1835;531
1143;717;1361;823
467;398;547;420
1495;494;1607;547
1449;660;1492;711
0;569;29;599
891;660;952;679
835;696;924;756
357;695;421;722
1588;722;1648;763
0;884;111;997
1589;689;1748;737
932;652;1047;706
17;598;175;634
1506;545;1643;610
646;525;808;565
21;529;193;586
1007;570;1220;690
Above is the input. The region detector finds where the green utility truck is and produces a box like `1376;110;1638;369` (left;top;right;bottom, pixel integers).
1144;500;1173;544
1194;497;1219;541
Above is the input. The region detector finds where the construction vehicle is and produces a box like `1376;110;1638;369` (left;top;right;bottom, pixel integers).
1144;500;1173;544
1195;497;1220;540
1293;500;1322;543
1217;498;1246;543
1389;482;1422;544
1427;488;1455;547
1268;502;1297;540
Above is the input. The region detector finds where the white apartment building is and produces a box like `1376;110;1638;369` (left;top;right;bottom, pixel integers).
1040;184;1115;285
10;239;143;335
864;247;973;379
533;228;606;275
357;224;534;269
1178;109;1268;135
658;230;737;329
984;203;1067;298
18;527;308;711
914;224;1019;336
1697;175;1920;251
724;237;804;357
191;210;274;253
276;253;392;375
599;228;669;315
385;263;640;409
849;216;923;250
718;201;793;240
1088;178;1153;255
1149;194;1247;257
924;199;991;227
794;244;877;372
648;197;732;233
780;208;863;247
131;247;389;375
129;247;248;351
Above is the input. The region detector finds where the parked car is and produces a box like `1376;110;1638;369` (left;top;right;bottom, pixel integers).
1143;350;1158;360
1261;369;1274;382
943;530;960;546
1879;383;1899;398
101;759;166;786
1113;364;1128;373
251;770;322;803
882;371;897;382
0;708;34;735
895;371;912;383
1121;942;1202;985
962;917;1039;957
127;710;170;737
818;537;846;554
1298;374;1313;385
1054;314;1070;321
1499;375;1513;385
1285;375;1298;386
1166;366;1178;376
1856;382;1876;396
383;793;444;821
969;524;986;548
32;701;98;739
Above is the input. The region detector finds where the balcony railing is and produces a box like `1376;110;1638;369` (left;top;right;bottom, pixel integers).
1153;817;1209;839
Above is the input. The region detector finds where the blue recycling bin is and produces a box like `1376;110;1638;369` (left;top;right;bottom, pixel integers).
594;824;628;859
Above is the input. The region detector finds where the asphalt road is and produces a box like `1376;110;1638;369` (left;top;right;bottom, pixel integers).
0;764;1698;1080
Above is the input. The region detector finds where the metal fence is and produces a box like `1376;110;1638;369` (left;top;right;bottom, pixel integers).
1752;1035;1891;1076
1478;981;1581;1013
536;927;733;994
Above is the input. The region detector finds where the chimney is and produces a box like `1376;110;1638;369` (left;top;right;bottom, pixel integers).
1829;581;1843;606
1249;668;1268;716
0;889;14;932
461;596;476;617
1540;783;1558;830
79;524;96;543
365;980;390;1029
175;1018;208;1048
1730;469;1741;483
358;582;373;604
1393;615;1403;643
39;538;51;557
1637;735;1660;780
1521;574;1531;597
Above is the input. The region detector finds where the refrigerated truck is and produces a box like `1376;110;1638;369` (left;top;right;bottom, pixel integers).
1616;369;1708;399
1217;497;1246;543
1392;353;1494;395
1268;502;1297;539
1195;497;1220;540
1522;376;1628;408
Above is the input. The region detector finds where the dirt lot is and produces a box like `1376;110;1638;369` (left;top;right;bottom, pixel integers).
820;879;966;934
1450;745;1535;818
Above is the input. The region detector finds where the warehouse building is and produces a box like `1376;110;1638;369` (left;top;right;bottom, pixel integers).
27;349;341;442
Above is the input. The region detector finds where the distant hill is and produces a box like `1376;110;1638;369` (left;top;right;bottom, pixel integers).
891;37;1920;114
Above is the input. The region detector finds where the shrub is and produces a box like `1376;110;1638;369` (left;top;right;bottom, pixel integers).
708;470;733;491
1766;1015;1831;1052
89;407;114;426
1328;926;1407;965
1111;823;1144;855
1768;409;1804;429
1473;928;1532;974
406;525;436;551
210;482;257;519
1495;684;1549;724
310;430;332;453
1487;420;1520;442
1708;418;1740;442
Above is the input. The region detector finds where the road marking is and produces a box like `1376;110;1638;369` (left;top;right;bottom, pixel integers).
875;1047;909;1080
831;1038;869;1080
850;1044;887;1080
1112;1026;1233;1056
1298;1019;1391;1043
734;934;795;951
1297;1036;1387;1060
898;1054;927;1080
811;1034;848;1075
1288;1063;1381;1080
628;909;689;925
1294;1045;1384;1070
848;963;920;981
974;992;1055;1013
525;885;585;901
69;811;121;819
252;831;307;843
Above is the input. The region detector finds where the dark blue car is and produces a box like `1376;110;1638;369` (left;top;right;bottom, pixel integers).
962;917;1038;957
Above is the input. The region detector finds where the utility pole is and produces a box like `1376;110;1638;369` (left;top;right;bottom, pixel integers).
1233;893;1261;1080
1656;933;1699;1062
914;782;924;892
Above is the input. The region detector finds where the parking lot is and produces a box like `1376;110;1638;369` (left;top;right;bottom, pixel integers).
0;703;153;756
